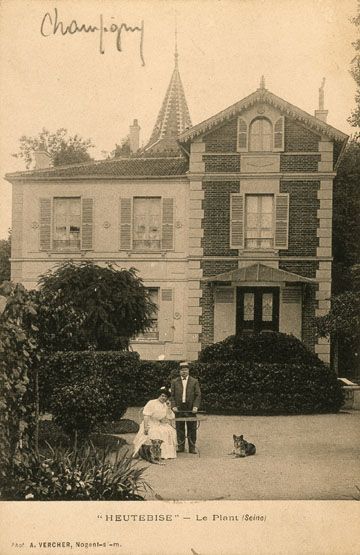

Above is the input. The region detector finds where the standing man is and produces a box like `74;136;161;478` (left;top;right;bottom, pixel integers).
171;362;201;454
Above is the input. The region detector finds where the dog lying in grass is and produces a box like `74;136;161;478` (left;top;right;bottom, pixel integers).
230;434;256;457
138;439;165;464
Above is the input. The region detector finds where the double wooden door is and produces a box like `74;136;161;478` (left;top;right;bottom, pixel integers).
236;287;279;334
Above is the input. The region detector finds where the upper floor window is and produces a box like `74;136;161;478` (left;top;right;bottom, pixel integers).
53;197;81;251
249;118;272;152
237;115;284;152
119;196;174;252
133;197;161;251
39;196;93;252
230;192;289;250
245;195;273;249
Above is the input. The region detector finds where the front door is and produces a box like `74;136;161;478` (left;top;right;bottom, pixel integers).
236;287;279;334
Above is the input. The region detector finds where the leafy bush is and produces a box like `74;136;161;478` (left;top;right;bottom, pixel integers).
95;419;139;434
3;445;150;501
39;350;139;414
135;360;180;405
37;261;157;350
199;332;324;366
193;361;344;414
39;353;180;416
51;379;116;438
38;421;127;452
38;420;71;448
0;282;39;487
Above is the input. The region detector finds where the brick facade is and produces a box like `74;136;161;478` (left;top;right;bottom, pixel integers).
202;181;240;257
280;154;320;172
204;155;240;173
279;181;320;257
284;118;320;151
188;98;346;362
204;119;238;152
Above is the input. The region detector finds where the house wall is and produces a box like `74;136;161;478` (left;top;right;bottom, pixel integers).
190;109;335;362
10;107;339;364
11;177;194;361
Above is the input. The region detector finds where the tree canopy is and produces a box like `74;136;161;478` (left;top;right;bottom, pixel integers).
36;261;156;351
13;128;94;169
0;230;11;284
332;138;360;292
349;4;360;128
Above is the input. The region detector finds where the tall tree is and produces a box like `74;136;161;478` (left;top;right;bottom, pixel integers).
349;2;360;128
37;261;156;351
332;138;360;293
13;128;94;169
0;230;11;283
111;135;131;158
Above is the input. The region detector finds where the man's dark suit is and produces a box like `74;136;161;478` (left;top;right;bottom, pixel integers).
171;375;201;451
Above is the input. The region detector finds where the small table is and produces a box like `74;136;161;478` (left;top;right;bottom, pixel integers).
171;412;207;456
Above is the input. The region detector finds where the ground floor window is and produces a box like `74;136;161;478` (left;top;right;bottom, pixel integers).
136;288;159;340
236;287;279;333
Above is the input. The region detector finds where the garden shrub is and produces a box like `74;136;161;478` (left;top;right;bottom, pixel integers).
95;419;140;434
38;420;71;448
0;282;39;492
3;445;149;501
39;353;180;418
38;420;127;451
51;378;115;438
39;350;139;414
135;360;180;405
199;331;324;366
193;360;344;414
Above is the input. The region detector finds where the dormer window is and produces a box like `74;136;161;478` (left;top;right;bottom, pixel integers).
237;115;284;152
249;117;272;152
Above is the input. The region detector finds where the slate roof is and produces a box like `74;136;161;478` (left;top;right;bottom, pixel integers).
203;263;316;284
5;156;189;181
144;53;192;154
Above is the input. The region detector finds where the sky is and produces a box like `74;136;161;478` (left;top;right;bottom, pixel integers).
0;0;358;239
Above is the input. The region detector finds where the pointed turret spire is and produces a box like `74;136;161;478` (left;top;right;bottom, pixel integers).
144;27;192;154
174;15;179;68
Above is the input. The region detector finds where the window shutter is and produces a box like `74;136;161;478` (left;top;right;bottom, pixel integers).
230;193;244;249
161;198;174;250
274;193;289;249
158;288;174;341
81;198;94;250
273;116;284;151
238;118;248;151
119;198;132;250
39;198;52;251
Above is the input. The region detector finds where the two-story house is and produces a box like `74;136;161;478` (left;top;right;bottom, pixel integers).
6;55;348;364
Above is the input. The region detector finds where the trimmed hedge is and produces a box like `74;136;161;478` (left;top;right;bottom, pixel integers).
39;352;179;416
193;361;344;414
39;346;343;419
199;332;324;366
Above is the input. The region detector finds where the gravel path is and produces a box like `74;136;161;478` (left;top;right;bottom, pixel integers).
117;408;360;501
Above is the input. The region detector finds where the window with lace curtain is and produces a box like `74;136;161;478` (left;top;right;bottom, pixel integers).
245;195;274;249
53;197;81;251
133;197;161;251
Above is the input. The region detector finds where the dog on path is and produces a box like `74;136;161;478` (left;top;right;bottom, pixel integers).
230;434;256;457
138;439;165;464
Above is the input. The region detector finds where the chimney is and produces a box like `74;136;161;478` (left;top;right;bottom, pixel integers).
129;119;140;153
34;148;52;169
314;78;328;123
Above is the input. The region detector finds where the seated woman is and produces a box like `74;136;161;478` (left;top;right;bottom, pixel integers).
133;387;177;460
